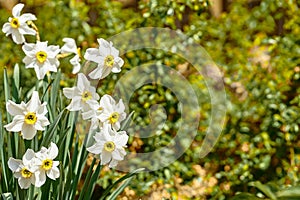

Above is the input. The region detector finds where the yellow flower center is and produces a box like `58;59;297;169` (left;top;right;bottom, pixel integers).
36;51;47;63
10;18;20;28
41;159;53;171
24;112;37;125
104;55;114;67
21;168;32;178
104;141;115;152
109;112;119;124
82;91;92;102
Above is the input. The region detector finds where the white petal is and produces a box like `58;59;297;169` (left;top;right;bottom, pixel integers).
111;150;123;161
4;115;24;132
18;25;36;35
48;142;58;159
77;73;90;92
18;177;32;189
61;38;77;54
88;65;104;79
19;13;37;23
2;23;11;34
108;159;119;168
8;158;22;172
114;133;129;147
47;167;60;180
34;170;46;187
86;143;102;155
27;91;40;112
22;124;37;140
99;66;112;79
22;149;36;165
12;4;24;17
100;151;111;165
84;48;102;63
63;87;77;99
6;100;26;116
11;31;25;44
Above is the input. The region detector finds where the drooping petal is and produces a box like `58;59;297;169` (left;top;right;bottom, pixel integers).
100;151;111;165
22;124;37;140
34;170;46;187
11;30;25;44
61;38;77;54
18;177;32;189
4;115;24;132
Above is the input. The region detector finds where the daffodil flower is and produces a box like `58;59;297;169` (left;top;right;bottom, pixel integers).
87;125;128;168
4;91;50;140
8;149;38;189
98;94;126;131
63;73;100;112
84;38;124;79
2;3;37;44
22;41;60;80
34;142;60;186
61;37;81;74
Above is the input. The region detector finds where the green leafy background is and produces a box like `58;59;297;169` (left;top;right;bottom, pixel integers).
1;0;300;199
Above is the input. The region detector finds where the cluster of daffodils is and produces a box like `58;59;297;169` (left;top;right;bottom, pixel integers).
2;3;130;189
8;142;60;189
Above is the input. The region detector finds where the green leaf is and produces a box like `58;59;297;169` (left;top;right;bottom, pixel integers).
1;193;13;200
249;181;277;200
277;186;300;199
107;176;134;200
120;111;134;131
99;168;144;200
231;193;264;200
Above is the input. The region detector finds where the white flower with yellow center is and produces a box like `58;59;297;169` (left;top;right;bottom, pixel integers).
84;38;124;79
87;125;128;168
34;142;60;186
22;41;60;80
61;37;81;74
98;95;126;131
8;149;38;189
4;91;50;140
2;3;37;44
63;73;100;112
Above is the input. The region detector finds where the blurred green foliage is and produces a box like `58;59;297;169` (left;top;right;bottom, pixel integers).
1;0;300;199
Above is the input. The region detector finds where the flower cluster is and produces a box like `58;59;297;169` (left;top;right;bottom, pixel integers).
8;142;60;189
4;91;50;140
3;3;129;190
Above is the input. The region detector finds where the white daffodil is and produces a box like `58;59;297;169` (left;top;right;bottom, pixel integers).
87;125;128;168
4;91;50;140
22;41;60;80
84;38;124;79
63;73;100;112
35;142;60;186
2;3;37;44
61;38;81;74
8;149;38;189
98;94;126;131
82;102;103;132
